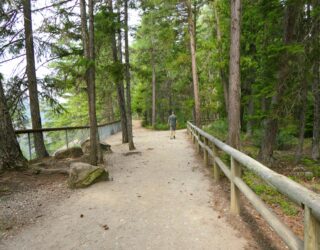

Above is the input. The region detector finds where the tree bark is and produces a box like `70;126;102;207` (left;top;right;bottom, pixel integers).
22;0;48;159
296;76;308;162
80;0;89;58
213;0;229;114
312;62;320;160
108;0;128;143
185;0;201;127
228;0;241;149
80;0;99;165
0;79;27;171
88;0;100;165
151;49;156;127
258;2;301;163
246;92;254;137
116;4;129;143
124;0;135;150
296;4;311;162
311;0;320;160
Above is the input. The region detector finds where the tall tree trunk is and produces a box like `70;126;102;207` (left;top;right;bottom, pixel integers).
296;76;308;162
296;4;311;162
151;50;156;127
80;0;99;165
228;0;241;149
213;0;229;114
258;2;301;163
107;93;115;121
22;0;48;159
108;0;128;143
312;62;320;160
88;0;99;165
246;92;254;137
311;0;320;160
0;79;27;171
116;3;129;143
186;0;201;127
80;0;89;58
124;0;135;150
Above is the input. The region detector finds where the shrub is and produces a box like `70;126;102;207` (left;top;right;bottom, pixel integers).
276;128;298;150
205;119;228;141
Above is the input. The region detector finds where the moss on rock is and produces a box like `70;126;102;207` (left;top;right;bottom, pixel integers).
68;162;109;189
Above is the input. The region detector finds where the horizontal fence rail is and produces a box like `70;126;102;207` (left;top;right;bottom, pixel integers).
15;121;121;160
187;121;320;250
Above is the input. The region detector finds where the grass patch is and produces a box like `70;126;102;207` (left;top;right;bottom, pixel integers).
301;157;320;178
243;171;299;216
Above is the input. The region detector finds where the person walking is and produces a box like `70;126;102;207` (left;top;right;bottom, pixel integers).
168;111;177;139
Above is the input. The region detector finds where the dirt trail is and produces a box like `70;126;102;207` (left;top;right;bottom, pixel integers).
1;122;248;250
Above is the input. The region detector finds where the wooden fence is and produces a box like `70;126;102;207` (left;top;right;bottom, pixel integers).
187;121;320;250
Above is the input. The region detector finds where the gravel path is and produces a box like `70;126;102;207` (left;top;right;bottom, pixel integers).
1;122;248;250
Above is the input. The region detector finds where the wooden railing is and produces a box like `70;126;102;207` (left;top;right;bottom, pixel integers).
187;122;320;250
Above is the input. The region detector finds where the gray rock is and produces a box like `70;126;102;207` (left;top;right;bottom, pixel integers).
81;139;112;155
68;162;109;188
54;147;83;160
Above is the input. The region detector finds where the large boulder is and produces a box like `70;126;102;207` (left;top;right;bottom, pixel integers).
68;162;109;188
54;147;83;160
81;139;112;155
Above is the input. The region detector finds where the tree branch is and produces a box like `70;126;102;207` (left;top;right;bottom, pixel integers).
32;0;73;12
0;54;26;64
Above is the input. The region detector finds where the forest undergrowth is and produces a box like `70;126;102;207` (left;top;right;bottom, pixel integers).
204;119;320;219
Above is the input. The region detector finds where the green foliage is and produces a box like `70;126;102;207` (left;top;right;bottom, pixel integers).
276;126;298;150
301;157;320;177
204;119;228;141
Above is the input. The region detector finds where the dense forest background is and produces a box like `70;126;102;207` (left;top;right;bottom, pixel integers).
0;0;320;174
132;0;320;170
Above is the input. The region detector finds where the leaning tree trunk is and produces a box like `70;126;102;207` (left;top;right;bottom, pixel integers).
80;0;99;165
23;0;48;159
258;2;301;163
0;79;27;171
124;0;135;150
186;0;201;127
228;0;241;149
108;0;128;143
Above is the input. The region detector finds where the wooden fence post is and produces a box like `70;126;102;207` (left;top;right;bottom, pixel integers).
204;137;208;166
197;133;201;154
192;128;195;144
231;156;241;215
212;144;220;181
304;206;320;250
